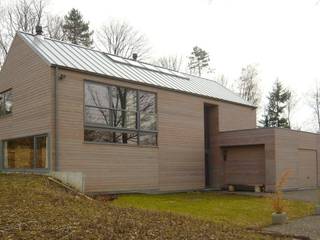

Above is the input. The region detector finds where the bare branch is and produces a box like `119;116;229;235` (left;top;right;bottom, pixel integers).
153;55;182;71
97;20;150;60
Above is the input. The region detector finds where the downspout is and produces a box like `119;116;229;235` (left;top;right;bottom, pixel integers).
54;66;59;171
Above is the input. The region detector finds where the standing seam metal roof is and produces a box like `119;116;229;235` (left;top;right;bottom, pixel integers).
17;31;255;107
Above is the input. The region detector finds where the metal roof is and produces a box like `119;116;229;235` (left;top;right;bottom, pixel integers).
18;32;255;107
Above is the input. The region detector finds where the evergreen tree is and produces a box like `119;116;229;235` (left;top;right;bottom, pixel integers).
188;46;210;76
62;8;93;47
260;79;291;128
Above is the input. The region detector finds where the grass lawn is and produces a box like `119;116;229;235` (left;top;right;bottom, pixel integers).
113;192;314;228
0;173;312;239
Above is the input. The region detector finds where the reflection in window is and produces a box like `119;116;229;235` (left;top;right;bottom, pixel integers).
84;128;138;145
3;135;48;169
0;89;13;117
84;81;157;146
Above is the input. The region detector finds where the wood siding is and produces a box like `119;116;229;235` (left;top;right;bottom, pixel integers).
0;35;54;169
223;145;265;186
220;128;320;191
56;69;256;193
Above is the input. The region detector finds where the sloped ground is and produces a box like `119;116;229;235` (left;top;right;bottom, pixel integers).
0;174;293;240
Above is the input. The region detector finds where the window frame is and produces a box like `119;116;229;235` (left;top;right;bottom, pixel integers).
84;80;158;146
0;133;50;172
0;88;13;118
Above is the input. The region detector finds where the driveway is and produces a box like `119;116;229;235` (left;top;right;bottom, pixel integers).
264;215;320;240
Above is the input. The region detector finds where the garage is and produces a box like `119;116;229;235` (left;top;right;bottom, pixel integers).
298;149;317;189
223;145;265;187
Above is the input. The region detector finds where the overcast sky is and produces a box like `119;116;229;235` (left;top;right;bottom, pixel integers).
47;0;320;130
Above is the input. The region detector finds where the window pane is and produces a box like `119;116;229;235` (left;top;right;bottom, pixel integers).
85;106;112;126
140;113;157;130
139;133;157;146
112;110;137;129
111;87;137;111
4;91;13;114
84;128;138;145
85;82;110;108
139;91;156;113
4;137;34;169
35;136;47;168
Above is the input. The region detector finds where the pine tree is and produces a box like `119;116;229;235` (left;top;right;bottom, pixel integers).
188;46;210;76
62;8;93;47
260;79;291;128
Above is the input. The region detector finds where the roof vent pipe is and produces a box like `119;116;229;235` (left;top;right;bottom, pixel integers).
132;53;138;61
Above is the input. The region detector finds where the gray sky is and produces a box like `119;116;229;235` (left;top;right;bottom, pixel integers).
48;0;320;130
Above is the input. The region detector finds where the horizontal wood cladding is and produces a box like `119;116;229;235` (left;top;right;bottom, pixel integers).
224;145;265;186
56;69;256;193
0;35;54;168
220;128;320;191
275;128;320;189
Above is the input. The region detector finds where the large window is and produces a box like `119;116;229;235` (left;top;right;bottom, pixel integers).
84;81;157;146
0;89;13;117
3;135;48;169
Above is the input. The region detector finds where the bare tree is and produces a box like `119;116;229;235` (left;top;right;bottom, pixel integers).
45;14;64;40
237;64;260;105
97;20;150;60
309;81;320;132
215;73;230;88
0;0;48;66
154;56;182;71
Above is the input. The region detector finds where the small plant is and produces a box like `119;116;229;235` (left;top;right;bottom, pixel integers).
272;170;291;214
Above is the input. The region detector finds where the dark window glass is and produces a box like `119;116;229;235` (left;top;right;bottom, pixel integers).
3;135;48;169
112;110;137;129
139;91;156;113
0;89;12;117
4;91;13;114
111;87;137;110
35;136;47;168
139;133;157;146
4;137;34;169
84;82;157;146
85;83;110;108
84;128;138;145
85;106;112;126
140;112;157;130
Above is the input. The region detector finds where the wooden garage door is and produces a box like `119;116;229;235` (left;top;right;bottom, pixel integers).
298;149;317;189
224;145;265;186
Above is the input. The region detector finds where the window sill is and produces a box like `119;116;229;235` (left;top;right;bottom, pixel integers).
83;141;159;149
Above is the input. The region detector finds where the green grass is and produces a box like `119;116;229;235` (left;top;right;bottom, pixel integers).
113;191;314;228
0;173;291;240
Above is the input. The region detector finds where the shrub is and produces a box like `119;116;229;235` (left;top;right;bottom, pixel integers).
272;170;291;214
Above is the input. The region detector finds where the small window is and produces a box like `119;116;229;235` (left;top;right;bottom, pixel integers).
0;89;12;117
